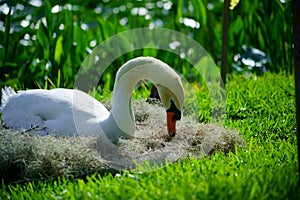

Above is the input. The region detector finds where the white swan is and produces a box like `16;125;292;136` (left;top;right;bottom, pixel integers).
0;57;184;142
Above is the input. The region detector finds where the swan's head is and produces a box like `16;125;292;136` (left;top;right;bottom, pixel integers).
156;80;184;137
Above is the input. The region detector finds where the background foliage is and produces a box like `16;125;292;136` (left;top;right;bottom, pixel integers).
0;1;298;198
0;0;292;90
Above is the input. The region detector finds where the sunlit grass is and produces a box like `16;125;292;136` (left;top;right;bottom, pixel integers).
1;139;298;199
0;73;299;199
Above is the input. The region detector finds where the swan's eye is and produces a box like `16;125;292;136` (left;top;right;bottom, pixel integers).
173;111;181;121
166;100;181;121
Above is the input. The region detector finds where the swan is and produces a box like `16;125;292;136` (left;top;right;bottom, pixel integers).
0;57;184;142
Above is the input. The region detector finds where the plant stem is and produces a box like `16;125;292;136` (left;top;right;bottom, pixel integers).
221;0;230;88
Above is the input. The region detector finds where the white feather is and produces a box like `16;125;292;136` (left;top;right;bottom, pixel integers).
1;86;17;112
0;57;184;141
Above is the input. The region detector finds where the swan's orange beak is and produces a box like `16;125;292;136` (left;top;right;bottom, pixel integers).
166;100;181;137
167;111;177;137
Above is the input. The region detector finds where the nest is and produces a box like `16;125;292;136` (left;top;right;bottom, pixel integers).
0;99;243;184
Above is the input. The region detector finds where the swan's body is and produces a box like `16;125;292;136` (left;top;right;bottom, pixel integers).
1;88;109;135
0;57;184;142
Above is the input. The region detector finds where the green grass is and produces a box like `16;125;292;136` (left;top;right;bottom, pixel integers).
0;73;299;199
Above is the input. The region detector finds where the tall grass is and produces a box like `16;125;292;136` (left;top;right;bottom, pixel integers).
0;0;292;90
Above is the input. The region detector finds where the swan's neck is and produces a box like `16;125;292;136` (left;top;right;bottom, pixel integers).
104;70;137;140
98;73;135;142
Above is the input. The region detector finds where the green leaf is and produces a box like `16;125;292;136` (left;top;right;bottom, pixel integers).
233;16;243;34
257;28;265;49
62;10;73;55
36;21;49;59
45;0;53;34
192;0;207;27
57;69;61;88
176;0;183;24
55;35;64;65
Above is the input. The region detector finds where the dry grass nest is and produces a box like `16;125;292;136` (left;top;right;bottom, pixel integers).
0;99;244;184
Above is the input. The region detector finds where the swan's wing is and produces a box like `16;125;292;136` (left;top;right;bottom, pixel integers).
1;88;109;135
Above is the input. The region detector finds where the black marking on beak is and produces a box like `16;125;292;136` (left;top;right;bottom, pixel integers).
166;100;181;122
